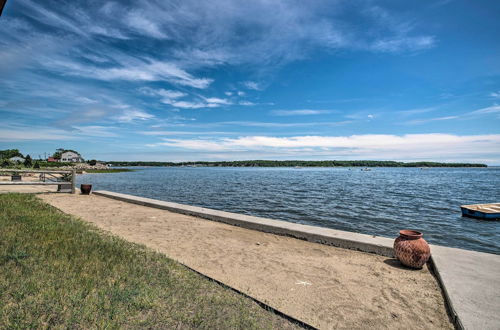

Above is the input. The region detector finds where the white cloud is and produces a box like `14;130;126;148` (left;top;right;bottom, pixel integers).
397;107;438;116
160;97;232;109
271;109;332;116
139;87;187;99
45;59;212;89
239;101;255;106
204;97;231;105
115;109;155;122
75;97;98;104
405;116;459;125
125;11;168;39
162;100;207;109
149;134;500;162
72;125;118;137
490;91;500;98
371;36;436;53
243;81;263;90
0;124;117;140
0;127;76;141
469;105;500;115
405;104;500;124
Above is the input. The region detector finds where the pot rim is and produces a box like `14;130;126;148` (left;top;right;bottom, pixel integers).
399;229;423;239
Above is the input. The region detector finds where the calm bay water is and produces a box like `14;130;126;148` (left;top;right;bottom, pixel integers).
77;167;500;254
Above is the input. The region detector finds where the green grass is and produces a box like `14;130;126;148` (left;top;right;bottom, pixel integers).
0;194;298;329
84;168;134;173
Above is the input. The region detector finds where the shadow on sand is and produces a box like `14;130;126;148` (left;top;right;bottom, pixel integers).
383;258;421;271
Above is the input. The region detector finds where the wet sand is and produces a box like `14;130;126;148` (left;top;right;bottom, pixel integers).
39;193;453;329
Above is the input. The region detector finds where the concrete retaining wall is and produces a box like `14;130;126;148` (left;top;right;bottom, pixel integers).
93;190;395;257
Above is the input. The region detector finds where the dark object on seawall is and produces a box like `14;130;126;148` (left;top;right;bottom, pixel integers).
461;203;500;220
393;230;431;269
80;184;92;195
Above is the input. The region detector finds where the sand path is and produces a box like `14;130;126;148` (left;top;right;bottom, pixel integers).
40;194;452;329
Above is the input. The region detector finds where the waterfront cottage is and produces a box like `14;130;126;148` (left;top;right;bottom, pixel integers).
60;151;83;163
9;156;25;163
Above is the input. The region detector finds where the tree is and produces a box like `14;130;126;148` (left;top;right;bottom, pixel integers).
33;161;40;169
0;149;23;160
52;148;65;160
88;159;97;166
24;155;33;167
1;159;11;168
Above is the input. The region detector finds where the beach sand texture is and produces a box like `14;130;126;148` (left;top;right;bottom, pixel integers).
40;194;453;329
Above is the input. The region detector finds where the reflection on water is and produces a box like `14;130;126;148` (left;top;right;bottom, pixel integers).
77;167;500;254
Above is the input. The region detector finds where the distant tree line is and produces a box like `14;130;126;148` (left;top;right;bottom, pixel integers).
107;160;487;168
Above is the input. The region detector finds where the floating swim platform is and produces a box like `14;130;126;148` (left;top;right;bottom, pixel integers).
460;203;500;220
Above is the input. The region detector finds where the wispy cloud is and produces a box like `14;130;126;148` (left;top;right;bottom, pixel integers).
271;109;333;116
468;105;500;116
125;11;168;39
115;109;155;123
204;97;232;105
490;91;500;98
139;87;186;99
47;59;213;88
0;124;117;141
405;115;459;125
371;36;435;53
243;81;263;90
397;107;439;116
160;99;230;109
405;104;500;124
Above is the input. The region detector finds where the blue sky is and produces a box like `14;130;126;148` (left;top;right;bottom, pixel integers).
1;0;500;163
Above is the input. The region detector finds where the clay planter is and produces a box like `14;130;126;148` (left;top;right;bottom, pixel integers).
393;230;431;269
80;184;92;195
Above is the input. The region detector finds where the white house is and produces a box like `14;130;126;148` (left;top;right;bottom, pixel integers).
60;151;83;163
9;156;25;163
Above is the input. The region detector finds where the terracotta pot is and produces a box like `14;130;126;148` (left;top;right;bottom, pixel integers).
393;230;431;269
80;184;92;195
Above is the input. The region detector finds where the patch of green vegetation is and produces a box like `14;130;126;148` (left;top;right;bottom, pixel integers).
0;194;298;329
107;160;488;168
84;169;135;173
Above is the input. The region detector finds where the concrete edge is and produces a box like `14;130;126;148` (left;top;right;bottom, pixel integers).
428;256;463;330
93;190;395;257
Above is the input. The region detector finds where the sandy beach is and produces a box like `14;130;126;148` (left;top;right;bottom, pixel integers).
39;193;452;329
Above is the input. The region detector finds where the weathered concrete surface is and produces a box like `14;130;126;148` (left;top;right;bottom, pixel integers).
93;190;395;257
93;190;500;330
430;245;500;330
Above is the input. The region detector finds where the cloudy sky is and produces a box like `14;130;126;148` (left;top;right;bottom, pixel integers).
1;0;500;163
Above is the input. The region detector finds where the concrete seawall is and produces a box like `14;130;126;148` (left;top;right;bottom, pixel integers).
94;190;500;330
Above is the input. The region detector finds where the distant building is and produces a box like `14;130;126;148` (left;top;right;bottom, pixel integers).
47;157;57;162
9;156;24;163
60;151;83;163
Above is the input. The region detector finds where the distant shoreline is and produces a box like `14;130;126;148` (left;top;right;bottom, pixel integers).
107;160;487;168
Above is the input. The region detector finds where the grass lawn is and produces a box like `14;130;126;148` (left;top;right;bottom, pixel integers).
0;193;299;329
